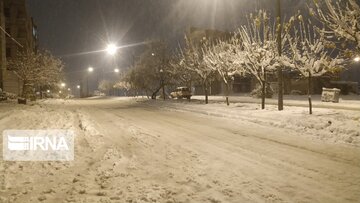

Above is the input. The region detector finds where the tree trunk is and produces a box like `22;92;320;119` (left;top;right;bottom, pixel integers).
308;72;312;115
162;84;165;101
204;83;208;104
22;81;28;99
225;83;230;106
261;80;265;109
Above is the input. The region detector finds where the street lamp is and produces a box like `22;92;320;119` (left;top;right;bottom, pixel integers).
88;67;94;72
61;83;66;87
106;44;117;56
114;68;120;73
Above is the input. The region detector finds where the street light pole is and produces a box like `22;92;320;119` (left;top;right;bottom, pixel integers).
87;67;94;97
276;0;284;111
86;75;89;97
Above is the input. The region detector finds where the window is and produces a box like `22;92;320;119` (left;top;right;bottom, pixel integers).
32;27;37;38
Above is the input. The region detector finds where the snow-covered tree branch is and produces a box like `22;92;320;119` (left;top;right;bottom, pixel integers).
177;36;216;104
311;0;360;54
236;10;293;109
8;50;64;98
204;39;245;105
288;15;344;114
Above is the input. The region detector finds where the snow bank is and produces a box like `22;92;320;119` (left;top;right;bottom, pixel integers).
144;99;360;147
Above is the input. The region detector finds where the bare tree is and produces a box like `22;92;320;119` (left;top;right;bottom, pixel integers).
288;15;344;114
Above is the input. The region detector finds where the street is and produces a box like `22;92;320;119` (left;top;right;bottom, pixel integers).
1;97;359;203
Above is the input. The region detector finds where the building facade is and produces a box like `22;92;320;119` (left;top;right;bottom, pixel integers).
0;0;37;95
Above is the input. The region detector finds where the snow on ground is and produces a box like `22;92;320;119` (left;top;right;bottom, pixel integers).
145;97;360;147
0;97;359;203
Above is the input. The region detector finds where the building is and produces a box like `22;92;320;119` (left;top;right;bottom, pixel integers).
0;0;38;95
0;0;5;91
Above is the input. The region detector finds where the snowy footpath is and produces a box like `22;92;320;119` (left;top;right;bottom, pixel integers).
0;97;359;203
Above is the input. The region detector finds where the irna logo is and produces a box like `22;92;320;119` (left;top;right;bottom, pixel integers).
3;130;74;161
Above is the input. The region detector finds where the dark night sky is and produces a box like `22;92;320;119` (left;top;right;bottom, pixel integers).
27;0;306;86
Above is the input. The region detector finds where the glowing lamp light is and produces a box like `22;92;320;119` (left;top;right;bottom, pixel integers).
354;56;360;62
61;83;66;87
77;85;81;89
114;68;120;73
106;44;117;55
88;67;94;72
47;90;50;93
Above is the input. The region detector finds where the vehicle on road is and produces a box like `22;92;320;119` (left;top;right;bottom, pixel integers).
170;87;192;99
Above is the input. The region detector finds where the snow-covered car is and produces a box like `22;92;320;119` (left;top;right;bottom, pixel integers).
170;87;192;99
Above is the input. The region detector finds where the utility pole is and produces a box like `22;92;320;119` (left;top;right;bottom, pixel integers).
276;0;284;111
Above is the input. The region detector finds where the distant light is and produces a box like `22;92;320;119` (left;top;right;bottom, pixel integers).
160;69;163;73
151;53;155;56
106;44;117;55
59;91;62;94
88;67;94;72
61;83;66;87
354;56;360;62
77;85;81;89
67;88;71;91
114;68;120;73
47;90;50;93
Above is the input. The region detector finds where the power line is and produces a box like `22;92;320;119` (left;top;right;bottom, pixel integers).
0;25;23;48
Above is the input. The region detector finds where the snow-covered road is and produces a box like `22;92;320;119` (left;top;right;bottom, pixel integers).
0;98;359;203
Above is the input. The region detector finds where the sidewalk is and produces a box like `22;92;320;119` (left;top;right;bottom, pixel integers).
191;94;360;111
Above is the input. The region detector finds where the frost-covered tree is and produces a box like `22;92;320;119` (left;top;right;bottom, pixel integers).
98;80;114;95
238;10;292;109
178;36;216;104
169;54;198;91
311;0;360;55
8;50;64;98
204;39;245;105
288;16;343;114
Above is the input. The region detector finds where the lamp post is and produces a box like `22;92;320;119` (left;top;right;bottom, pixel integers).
87;67;94;97
276;0;284;111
